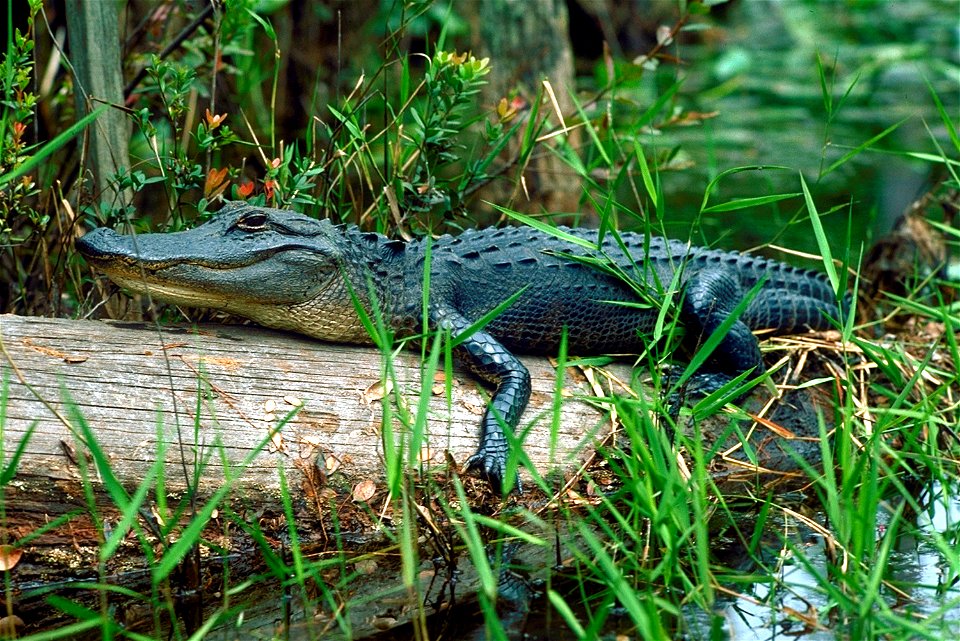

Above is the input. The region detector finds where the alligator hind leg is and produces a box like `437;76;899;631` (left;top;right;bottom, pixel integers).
679;269;764;398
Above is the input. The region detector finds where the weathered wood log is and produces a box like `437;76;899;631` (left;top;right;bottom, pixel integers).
0;313;838;638
0;313;614;637
0;313;608;497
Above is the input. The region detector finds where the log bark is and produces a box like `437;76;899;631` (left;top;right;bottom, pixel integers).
0;314;608;497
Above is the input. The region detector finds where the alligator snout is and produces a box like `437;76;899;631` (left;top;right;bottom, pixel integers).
75;227;124;260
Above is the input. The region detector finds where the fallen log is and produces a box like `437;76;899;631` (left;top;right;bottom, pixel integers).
0;313;608;496
0;313;614;637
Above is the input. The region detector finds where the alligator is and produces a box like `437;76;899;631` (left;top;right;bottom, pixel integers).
76;202;846;494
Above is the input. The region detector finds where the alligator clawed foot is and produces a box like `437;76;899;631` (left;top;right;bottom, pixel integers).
464;449;521;496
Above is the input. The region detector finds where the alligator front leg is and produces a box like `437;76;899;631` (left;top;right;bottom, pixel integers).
434;309;531;495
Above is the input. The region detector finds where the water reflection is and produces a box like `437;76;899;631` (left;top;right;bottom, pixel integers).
694;482;960;640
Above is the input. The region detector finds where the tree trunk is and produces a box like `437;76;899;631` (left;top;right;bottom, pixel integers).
469;0;583;216
65;0;131;205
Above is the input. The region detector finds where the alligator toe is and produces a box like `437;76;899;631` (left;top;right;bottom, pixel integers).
465;448;519;496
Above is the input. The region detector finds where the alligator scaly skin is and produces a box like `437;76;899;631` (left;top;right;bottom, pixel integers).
77;203;846;494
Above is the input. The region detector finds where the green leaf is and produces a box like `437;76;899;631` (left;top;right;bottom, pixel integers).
472;514;547;545
449;284;530;349
66;392;131;509
673;277;767;391
636;79;682;129
816;53;832;118
701;192;801;213
244;7;277;40
101;449;164;561
822;118;906;177
635;145;659;211
926;77;960;155
568;92;610;166
46;595;100;621
493;205;598;250
0;420;36;485
800;173;840;292
903;151;960;166
328;105;364;140
547;590;587;637
699;165;791;214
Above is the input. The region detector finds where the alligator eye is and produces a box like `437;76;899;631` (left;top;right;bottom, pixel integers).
236;212;269;231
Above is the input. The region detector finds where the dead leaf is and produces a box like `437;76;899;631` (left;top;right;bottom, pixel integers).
372;616;397;630
750;414;798;439
0;615;24;637
353;479;376;502
656;24;673;46
0;545;22;571
362;380;393;404
665;110;720;127
354;558;378;575
325;454;341;474
269;429;284;451
461;394;485;415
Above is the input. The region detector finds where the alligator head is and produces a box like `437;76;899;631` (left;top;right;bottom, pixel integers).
76;202;380;343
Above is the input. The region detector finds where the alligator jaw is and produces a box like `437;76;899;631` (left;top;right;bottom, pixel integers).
75;226;263;272
95;268;238;309
77;228;257;308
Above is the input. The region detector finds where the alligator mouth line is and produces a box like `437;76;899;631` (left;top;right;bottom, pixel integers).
95;239;330;271
93;252;270;272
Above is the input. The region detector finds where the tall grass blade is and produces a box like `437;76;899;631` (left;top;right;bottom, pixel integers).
822;118;906;177
701;192;801;213
698;165;791;213
926;78;960;154
800;173;840;292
